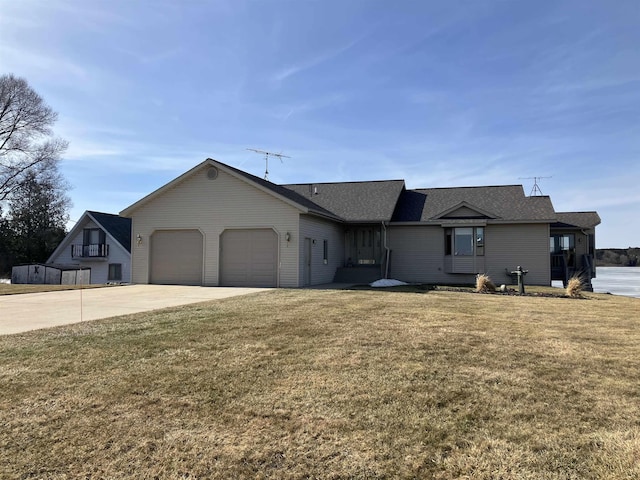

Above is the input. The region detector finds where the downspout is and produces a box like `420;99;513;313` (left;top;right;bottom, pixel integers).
382;221;390;279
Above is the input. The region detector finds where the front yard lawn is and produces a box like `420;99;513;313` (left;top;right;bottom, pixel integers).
1;289;638;478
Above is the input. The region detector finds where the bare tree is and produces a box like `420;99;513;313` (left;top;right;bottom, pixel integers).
0;74;68;201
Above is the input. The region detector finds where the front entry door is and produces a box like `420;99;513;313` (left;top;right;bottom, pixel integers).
357;228;375;263
346;227;382;265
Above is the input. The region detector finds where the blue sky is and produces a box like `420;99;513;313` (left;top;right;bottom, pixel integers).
2;0;638;248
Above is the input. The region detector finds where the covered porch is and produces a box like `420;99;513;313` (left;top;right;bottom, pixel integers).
550;212;600;290
333;224;391;284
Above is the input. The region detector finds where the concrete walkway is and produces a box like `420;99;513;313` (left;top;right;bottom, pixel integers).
0;285;272;335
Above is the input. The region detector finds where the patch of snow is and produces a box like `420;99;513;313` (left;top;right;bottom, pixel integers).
0;278;10;284
370;279;409;287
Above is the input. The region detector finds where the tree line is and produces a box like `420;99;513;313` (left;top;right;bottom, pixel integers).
596;248;640;267
0;74;71;276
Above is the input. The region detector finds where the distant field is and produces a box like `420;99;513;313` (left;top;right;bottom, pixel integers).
1;288;638;479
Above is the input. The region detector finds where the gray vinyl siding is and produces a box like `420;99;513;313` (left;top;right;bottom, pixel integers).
485;223;550;286
388;223;550;285
443;255;486;275
298;214;344;286
388;226;455;284
48;219;131;284
128;166;300;287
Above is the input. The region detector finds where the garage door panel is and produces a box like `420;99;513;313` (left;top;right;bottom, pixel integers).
150;230;203;285
220;229;277;287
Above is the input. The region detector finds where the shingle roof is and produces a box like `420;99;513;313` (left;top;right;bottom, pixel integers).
122;158;594;228
88;211;132;253
554;212;601;229
391;189;427;222
283;180;405;222
392;185;557;222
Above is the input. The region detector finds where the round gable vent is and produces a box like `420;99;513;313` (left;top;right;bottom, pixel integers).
207;167;219;180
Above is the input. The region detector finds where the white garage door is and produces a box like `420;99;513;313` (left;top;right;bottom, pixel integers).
220;229;278;287
150;230;203;285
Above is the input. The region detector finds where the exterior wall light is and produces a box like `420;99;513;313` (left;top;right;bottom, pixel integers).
136;234;142;246
285;232;291;242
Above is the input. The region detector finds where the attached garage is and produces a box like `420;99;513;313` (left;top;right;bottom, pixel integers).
150;229;203;285
220;228;278;287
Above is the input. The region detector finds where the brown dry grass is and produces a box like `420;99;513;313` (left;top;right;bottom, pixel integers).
0;283;109;295
1;289;639;479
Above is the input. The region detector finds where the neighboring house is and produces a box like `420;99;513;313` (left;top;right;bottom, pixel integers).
120;158;600;289
47;211;132;284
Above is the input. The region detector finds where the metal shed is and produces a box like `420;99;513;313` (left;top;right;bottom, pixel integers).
11;264;91;285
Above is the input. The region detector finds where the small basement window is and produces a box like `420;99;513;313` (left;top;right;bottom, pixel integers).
108;263;122;281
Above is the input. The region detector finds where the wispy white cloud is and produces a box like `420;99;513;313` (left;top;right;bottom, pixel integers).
64;143;126;161
270;35;367;84
0;45;89;81
271;92;348;122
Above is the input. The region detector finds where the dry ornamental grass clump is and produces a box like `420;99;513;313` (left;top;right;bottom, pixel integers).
566;276;584;298
475;273;496;293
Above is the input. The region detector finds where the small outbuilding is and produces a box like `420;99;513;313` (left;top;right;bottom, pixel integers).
11;263;91;285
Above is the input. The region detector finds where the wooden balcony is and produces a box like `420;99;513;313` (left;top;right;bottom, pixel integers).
71;244;109;259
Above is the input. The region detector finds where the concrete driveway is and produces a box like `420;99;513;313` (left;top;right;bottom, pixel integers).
0;285;272;335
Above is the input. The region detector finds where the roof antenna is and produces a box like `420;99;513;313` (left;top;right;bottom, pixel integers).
246;148;291;181
519;176;552;196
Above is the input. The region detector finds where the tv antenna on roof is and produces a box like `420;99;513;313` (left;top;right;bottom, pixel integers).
246;148;291;181
519;176;552;196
